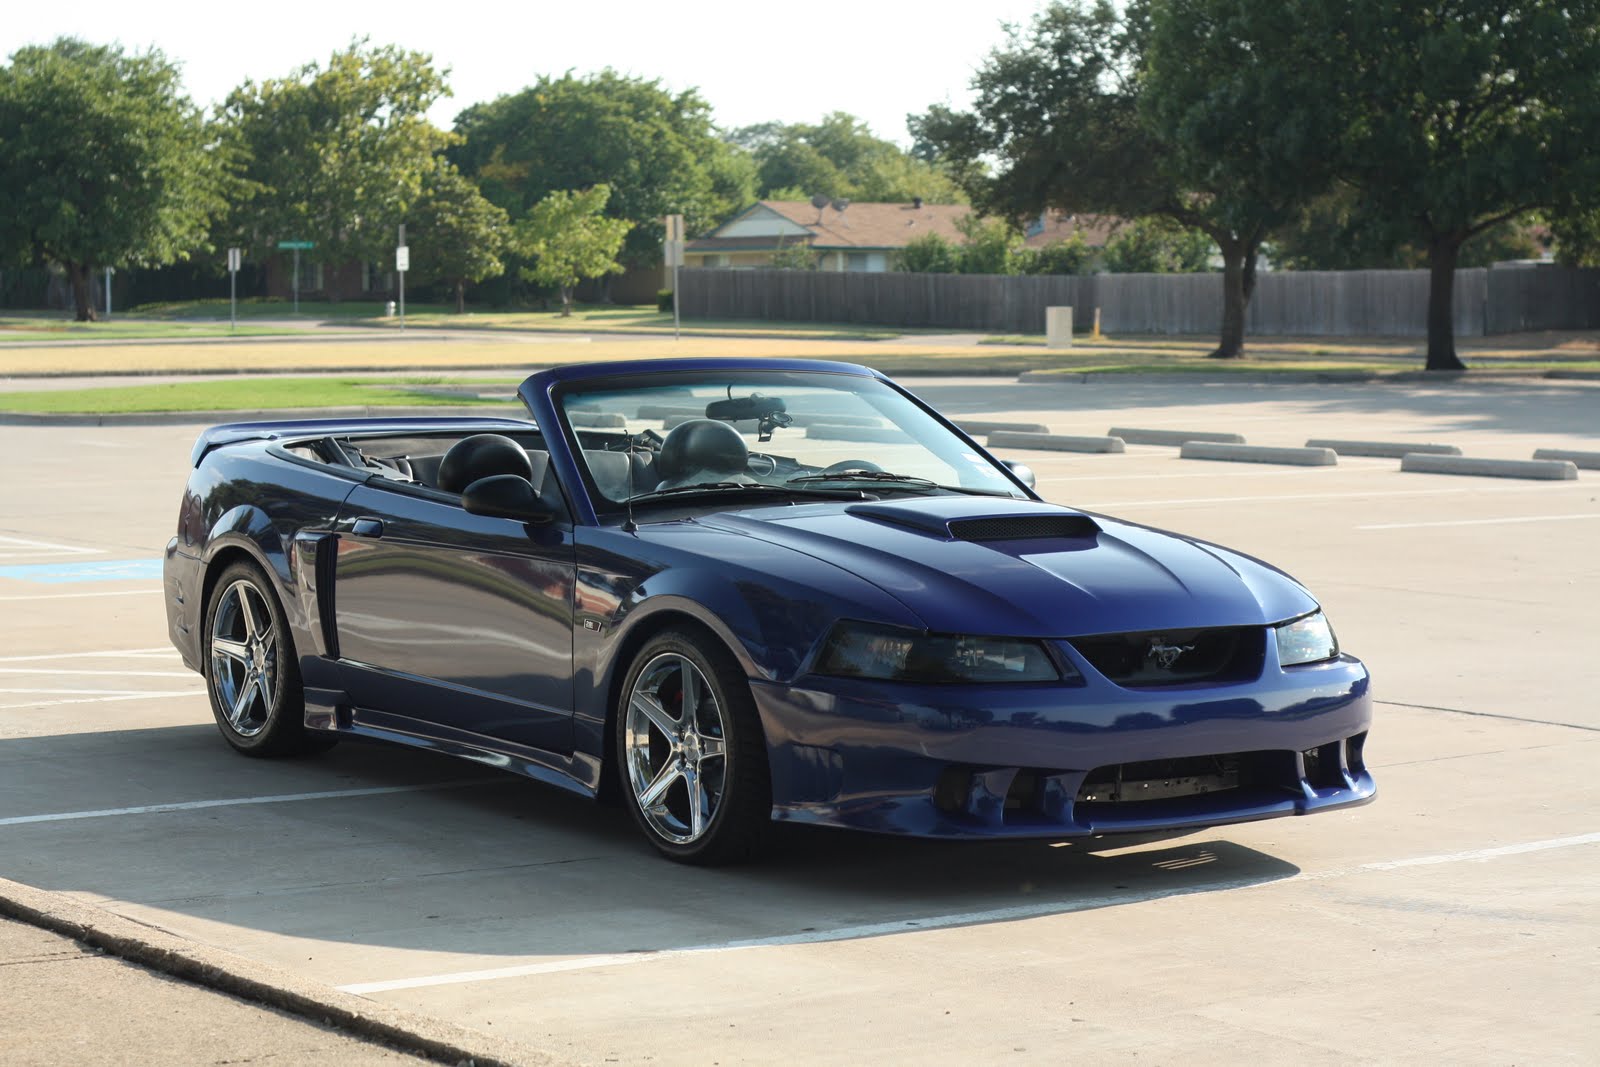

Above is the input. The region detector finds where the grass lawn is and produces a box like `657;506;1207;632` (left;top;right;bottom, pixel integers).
0;376;515;415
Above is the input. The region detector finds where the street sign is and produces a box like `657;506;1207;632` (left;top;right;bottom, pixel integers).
664;214;684;242
395;245;410;272
276;240;315;250
227;247;241;272
664;240;685;268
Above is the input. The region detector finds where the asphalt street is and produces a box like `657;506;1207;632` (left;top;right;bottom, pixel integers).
1;376;1595;1064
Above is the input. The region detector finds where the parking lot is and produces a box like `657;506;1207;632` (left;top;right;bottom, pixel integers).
2;376;1596;1064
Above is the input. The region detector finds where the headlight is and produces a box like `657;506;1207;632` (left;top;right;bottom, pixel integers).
1275;611;1339;666
814;622;1065;683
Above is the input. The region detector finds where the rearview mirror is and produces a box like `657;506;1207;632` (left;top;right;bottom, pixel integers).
1002;460;1037;489
462;474;556;525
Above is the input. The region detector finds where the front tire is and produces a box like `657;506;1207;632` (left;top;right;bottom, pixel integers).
616;628;771;865
203;560;332;758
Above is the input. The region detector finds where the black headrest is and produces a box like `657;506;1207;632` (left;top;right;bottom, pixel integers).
437;434;533;494
656;419;748;479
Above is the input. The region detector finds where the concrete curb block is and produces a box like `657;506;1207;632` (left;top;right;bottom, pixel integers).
1401;454;1579;480
1182;442;1338;466
1111;427;1245;446
955;419;1050;437
804;423;910;443
0;875;566;1067
1306;439;1463;458
1532;448;1600;470
988;431;1126;453
0;405;527;427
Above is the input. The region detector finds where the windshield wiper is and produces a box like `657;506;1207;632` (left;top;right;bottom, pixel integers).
628;481;864;504
786;470;940;490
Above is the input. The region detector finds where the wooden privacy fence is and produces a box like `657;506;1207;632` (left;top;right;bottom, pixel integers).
677;265;1600;337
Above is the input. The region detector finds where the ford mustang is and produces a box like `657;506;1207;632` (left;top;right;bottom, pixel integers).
164;358;1374;864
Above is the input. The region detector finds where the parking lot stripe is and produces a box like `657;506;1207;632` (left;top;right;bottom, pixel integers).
0;779;499;828
1357;513;1600;530
0;668;193;678
0;647;175;663
0;534;104;558
1084;481;1589;509
0;692;199;710
334;831;1600;995
0;589;160;602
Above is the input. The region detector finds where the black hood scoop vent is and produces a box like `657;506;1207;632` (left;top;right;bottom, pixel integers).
846;503;1099;542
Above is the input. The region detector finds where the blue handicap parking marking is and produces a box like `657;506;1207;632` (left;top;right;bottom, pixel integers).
0;559;165;584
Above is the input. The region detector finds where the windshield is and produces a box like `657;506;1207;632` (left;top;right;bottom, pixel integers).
555;369;1027;509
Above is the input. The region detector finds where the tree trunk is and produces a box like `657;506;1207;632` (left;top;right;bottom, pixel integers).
1425;236;1468;371
454;279;465;314
68;262;97;322
559;286;574;316
1209;240;1248;358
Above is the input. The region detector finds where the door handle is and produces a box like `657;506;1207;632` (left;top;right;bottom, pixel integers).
351;517;384;538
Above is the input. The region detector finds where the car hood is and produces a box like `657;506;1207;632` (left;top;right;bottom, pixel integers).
697;496;1317;638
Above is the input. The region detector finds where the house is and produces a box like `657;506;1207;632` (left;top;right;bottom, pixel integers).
1023;210;1123;249
685;199;974;273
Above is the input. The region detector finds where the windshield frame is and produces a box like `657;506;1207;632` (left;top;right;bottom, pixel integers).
542;365;1037;520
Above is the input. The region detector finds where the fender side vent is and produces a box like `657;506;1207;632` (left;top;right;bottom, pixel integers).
949;515;1099;541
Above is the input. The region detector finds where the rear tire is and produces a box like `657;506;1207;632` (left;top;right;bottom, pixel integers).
616;628;771;865
203;560;335;758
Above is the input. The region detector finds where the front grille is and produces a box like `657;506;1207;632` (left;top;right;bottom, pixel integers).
948;514;1099;541
1070;625;1263;686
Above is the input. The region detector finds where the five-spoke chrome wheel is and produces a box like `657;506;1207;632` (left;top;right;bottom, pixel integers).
209;577;279;738
623;651;729;845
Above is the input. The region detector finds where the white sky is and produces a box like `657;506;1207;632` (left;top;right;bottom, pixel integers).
2;0;1049;147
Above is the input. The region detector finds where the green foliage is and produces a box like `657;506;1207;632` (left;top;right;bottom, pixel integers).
406;159;510;311
0;38;225;320
731;111;966;204
219;40;452;275
657;289;675;313
954;215;1023;275
453;71;752;268
768;242;820;270
1014;235;1095;275
892;233;961;273
1100;219;1212;273
512;186;632;315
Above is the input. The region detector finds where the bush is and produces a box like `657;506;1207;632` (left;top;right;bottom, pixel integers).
657;288;674;312
893;233;960;273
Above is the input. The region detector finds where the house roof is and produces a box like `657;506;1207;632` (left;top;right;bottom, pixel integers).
691;200;975;252
1023;211;1124;248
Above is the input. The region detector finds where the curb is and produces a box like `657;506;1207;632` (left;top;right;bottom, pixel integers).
955;419;1051;437
1110;427;1245;446
0;404;527;427
0;875;566;1067
1532;448;1600;470
1305;439;1462;458
987;431;1125;453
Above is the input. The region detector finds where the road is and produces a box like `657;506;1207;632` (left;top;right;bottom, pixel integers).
1;376;1595;1064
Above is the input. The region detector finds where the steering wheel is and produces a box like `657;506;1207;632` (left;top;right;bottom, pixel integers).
821;459;884;475
747;453;779;476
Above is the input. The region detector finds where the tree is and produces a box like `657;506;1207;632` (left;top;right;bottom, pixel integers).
892;233;961;273
1015;235;1096;275
732;112;966;204
1273;189;1545;271
453;71;752;271
912;1;1324;357
768;241;820;270
218;40;452;284
513;186;632;315
407;159;509;312
0;38;224;320
1288;1;1600;369
955;215;1023;275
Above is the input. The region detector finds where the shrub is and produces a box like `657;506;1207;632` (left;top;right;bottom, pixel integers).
657;288;674;312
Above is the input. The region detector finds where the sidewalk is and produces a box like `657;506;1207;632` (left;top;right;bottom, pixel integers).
0;916;430;1066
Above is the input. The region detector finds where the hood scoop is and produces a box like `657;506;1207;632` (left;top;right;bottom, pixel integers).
845;502;1099;541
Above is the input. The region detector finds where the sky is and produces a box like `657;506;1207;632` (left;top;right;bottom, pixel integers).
2;0;1051;146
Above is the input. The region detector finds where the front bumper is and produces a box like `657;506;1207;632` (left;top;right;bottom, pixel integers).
752;654;1374;838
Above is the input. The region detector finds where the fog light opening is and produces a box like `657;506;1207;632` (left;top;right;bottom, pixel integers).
934;766;971;815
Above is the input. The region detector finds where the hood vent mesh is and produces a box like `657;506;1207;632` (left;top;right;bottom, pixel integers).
948;514;1099;541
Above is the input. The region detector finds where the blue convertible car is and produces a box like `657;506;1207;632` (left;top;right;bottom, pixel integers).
164;358;1373;863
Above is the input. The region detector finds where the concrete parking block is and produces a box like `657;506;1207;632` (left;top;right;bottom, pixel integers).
1401;454;1579;480
1181;442;1338;466
1532;448;1600;470
1306;439;1462;458
955;419;1050;437
988;431;1125;453
1109;426;1245;446
804;423;911;443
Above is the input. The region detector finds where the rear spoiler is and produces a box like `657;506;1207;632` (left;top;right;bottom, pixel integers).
189;416;538;466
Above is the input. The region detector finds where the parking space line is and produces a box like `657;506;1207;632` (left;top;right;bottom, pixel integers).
0;589;160;602
1357;513;1600;530
1082;481;1589;509
0;691;199;709
0;647;176;663
0;779;500;828
0;534;104;559
334;831;1600;995
0;668;193;678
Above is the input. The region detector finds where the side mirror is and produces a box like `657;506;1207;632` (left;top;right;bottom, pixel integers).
1002;460;1037;489
462;474;556;525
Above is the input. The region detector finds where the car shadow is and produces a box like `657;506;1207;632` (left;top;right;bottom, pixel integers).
2;724;1302;963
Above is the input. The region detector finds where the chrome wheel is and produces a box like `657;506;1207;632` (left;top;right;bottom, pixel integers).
623;652;729;845
208;577;279;738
